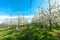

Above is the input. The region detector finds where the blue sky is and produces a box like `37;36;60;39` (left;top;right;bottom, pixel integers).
0;0;56;23
0;0;49;15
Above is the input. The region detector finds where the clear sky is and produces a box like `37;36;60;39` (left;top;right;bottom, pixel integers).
0;0;56;23
0;0;49;15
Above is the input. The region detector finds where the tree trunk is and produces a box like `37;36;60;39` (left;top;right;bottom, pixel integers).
48;0;52;31
49;19;52;31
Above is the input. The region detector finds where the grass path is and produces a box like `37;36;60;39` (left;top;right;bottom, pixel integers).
49;29;60;40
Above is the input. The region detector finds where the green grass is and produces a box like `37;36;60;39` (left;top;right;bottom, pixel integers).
0;25;59;40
